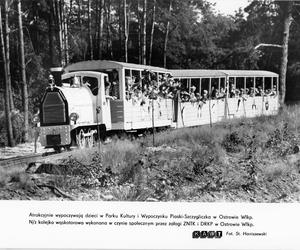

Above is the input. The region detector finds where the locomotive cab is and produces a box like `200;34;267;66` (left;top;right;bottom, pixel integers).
39;71;111;149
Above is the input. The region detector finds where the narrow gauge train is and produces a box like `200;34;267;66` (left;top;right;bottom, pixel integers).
38;60;279;150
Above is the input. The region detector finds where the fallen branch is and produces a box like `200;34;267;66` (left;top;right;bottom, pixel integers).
37;184;75;200
270;193;288;203
254;43;283;50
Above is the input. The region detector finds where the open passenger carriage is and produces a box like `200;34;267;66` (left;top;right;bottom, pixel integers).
170;69;279;128
64;60;174;131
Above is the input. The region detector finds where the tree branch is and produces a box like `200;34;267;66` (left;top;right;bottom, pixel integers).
37;184;75;200
254;43;283;50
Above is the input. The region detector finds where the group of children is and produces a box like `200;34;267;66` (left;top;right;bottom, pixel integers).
104;69;277;104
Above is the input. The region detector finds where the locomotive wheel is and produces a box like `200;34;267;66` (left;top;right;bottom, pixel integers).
86;129;95;148
53;146;61;153
76;129;86;149
53;146;65;153
76;129;97;149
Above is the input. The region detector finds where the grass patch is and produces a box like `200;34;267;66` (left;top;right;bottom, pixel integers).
262;160;292;182
19;104;300;202
0;167;34;190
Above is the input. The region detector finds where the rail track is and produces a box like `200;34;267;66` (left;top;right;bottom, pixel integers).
0;129;159;169
0;150;79;169
0;153;44;168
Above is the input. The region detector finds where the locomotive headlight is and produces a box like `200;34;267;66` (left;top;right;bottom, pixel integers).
32;114;40;124
70;112;79;121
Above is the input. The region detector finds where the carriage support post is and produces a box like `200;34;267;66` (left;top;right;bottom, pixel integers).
152;99;155;146
209;78;212;128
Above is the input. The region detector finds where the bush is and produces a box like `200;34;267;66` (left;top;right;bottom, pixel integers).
222;131;246;153
262;161;291;182
0;169;9;188
0;168;34;191
191;145;218;175
0;110;35;146
101;139;141;174
9;171;34;190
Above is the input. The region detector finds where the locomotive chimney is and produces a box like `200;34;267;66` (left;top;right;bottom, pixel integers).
50;67;63;86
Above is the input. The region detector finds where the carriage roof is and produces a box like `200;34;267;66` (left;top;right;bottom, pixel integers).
219;70;278;77
170;69;226;78
64;61;278;78
64;60;169;73
170;69;278;78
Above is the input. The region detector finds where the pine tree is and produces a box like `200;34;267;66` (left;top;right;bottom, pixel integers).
4;0;14;111
17;0;29;142
141;0;147;65
163;0;172;68
279;1;293;106
0;4;14;146
88;0;93;60
148;0;156;65
124;0;128;62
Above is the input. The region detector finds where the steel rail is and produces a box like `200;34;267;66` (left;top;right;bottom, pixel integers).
0;150;77;169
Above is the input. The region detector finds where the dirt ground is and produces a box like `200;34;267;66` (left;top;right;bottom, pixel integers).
1;146;300;202
0;142;53;159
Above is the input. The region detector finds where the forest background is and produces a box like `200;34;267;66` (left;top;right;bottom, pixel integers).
0;0;300;146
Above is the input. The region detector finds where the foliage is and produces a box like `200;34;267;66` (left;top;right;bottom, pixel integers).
0;110;32;145
1;0;300;146
1;106;300;201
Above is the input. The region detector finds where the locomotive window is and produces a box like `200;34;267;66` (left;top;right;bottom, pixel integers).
62;76;81;86
62;77;73;85
104;69;120;99
125;69;131;92
83;76;99;96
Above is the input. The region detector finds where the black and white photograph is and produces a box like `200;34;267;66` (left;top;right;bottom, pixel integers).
0;0;300;249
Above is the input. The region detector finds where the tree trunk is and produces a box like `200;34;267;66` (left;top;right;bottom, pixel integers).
163;0;172;68
106;0;113;59
70;0;73;13
0;6;14;147
124;0;128;62
141;0;147;65
17;0;29;142
88;0;93;60
60;0;66;64
54;0;64;66
48;0;55;66
118;0;122;59
63;0;69;64
137;0;141;64
4;0;14;111
279;1;293;106
77;0;81;27
95;0;99;54
148;0;156;65
97;0;104;59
